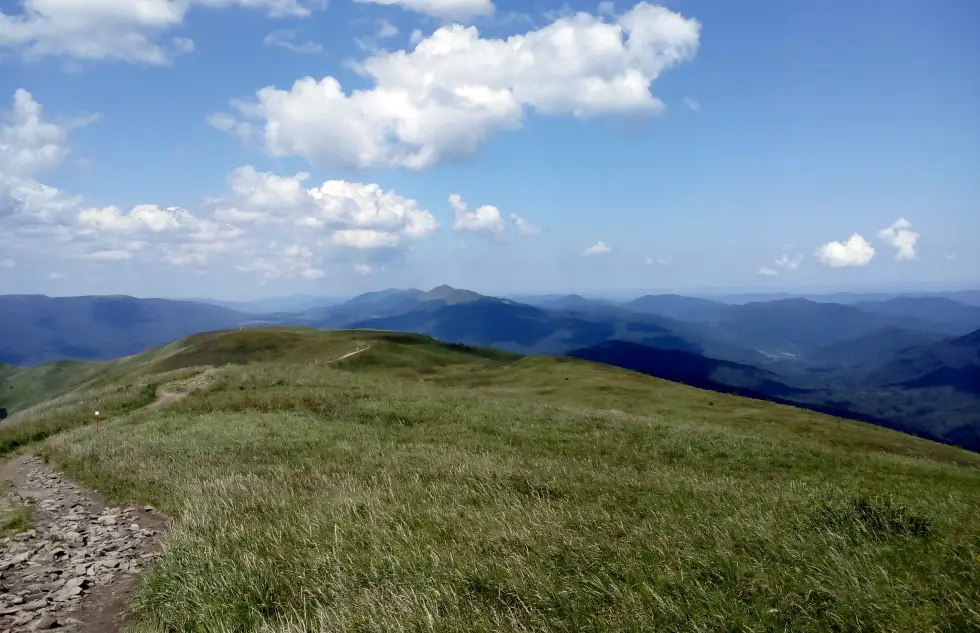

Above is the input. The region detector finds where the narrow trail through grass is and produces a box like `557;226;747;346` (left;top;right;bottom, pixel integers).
3;329;979;632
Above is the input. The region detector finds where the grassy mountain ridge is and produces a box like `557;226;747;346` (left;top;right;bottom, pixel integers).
0;327;515;416
1;328;978;631
4;289;980;451
337;297;980;450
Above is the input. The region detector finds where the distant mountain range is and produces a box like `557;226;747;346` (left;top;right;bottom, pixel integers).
2;286;978;450
625;294;731;322
568;341;807;399
189;294;344;314
0;295;259;365
702;289;980;307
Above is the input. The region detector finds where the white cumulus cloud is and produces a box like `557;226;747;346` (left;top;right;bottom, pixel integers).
306;181;439;243
877;217;919;261
1;89;93;227
1;89;74;177
0;0;314;65
354;0;495;21
354;263;373;275
331;229;402;249
645;254;671;266
757;266;777;276
450;194;504;234
0;92;442;280
73;204;245;265
206;166;439;250
816;233;875;268
215;2;700;169
681;96;700;111
78;205;188;234
1;178;83;225
76;204;242;242
583;240;610;256
225;165;311;217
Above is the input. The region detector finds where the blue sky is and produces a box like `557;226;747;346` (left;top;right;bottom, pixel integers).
0;0;977;300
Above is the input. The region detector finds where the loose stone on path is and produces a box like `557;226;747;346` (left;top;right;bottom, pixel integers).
0;457;164;631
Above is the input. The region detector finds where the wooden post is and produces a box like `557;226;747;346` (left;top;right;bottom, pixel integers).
95;410;100;432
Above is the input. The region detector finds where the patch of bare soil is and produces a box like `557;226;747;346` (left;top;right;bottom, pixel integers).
147;368;217;411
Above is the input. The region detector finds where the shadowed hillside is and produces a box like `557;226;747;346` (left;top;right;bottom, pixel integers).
0;295;255;366
863;328;980;392
569;340;807;398
348;297;704;356
805;326;949;371
572;334;980;452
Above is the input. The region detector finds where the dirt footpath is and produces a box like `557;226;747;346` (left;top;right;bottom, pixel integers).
0;455;168;632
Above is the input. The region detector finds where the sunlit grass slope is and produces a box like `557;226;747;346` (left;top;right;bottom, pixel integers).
4;328;979;632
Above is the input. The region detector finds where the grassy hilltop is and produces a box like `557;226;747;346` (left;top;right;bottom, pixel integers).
2;327;979;632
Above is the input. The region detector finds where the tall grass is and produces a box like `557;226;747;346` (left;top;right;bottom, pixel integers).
0;367;201;454
40;362;980;632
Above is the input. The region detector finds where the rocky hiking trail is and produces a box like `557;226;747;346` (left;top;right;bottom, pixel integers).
0;372;197;632
0;455;167;632
0;347;369;631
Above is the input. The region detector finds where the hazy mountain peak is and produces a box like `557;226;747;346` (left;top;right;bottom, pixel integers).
747;297;818;308
427;284;457;293
422;285;483;303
